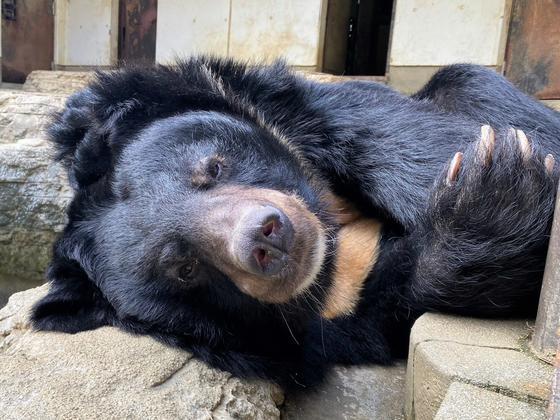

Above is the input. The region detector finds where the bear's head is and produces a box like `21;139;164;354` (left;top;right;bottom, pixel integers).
31;58;380;381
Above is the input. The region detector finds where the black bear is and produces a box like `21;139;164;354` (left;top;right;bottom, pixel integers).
31;57;560;387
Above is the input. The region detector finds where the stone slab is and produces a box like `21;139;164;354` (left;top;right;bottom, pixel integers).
408;313;527;350
0;285;409;419
0;286;283;420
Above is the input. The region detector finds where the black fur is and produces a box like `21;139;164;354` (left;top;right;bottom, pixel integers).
31;57;560;388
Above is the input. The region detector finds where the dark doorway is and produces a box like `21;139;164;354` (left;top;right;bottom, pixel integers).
505;0;560;99
323;0;394;76
118;0;157;64
1;0;54;83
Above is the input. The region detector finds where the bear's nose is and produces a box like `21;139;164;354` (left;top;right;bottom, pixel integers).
244;206;294;276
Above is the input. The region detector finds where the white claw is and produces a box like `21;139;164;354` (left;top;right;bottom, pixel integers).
545;154;555;175
515;129;532;160
447;152;463;186
478;125;495;165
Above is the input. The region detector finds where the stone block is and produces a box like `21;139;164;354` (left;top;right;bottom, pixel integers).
406;314;552;419
23;70;92;95
0;139;72;305
0;91;65;143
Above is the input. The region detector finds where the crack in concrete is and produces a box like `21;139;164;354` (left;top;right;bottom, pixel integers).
454;378;549;407
413;337;522;355
0;312;16;322
149;356;192;388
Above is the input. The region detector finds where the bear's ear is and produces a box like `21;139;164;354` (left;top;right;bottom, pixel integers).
48;88;117;190
31;251;116;333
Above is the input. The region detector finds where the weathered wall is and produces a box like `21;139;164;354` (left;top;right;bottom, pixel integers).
54;0;118;68
155;0;326;69
227;0;326;68
155;0;230;61
388;0;511;93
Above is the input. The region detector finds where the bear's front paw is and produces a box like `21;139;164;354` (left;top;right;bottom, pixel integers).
429;125;557;240
410;125;558;315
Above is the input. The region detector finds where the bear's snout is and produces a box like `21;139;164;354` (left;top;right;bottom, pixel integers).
237;205;295;276
190;186;326;303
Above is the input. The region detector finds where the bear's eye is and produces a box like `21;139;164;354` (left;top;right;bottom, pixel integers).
208;160;223;180
191;156;226;188
177;258;199;282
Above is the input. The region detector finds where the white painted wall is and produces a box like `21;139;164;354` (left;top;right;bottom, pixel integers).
155;0;230;63
390;0;508;66
155;0;326;67
228;0;325;66
55;0;117;67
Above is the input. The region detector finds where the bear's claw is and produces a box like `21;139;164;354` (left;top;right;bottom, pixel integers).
477;124;495;165
446;152;463;185
449;125;555;186
545;154;555;175
513;128;531;160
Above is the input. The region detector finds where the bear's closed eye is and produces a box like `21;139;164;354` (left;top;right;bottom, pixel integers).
192;156;227;188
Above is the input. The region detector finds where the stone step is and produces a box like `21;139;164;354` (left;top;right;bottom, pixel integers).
406;313;553;419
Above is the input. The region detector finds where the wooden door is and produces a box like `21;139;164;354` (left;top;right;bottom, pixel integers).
118;0;157;64
505;0;560;99
1;0;54;83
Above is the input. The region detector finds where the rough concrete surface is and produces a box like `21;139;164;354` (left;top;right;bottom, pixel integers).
406;313;553;420
283;362;406;419
549;343;560;419
0;286;284;419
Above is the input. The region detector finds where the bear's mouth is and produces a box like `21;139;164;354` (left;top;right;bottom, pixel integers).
194;186;327;303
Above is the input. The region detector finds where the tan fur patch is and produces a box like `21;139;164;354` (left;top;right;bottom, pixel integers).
321;191;362;225
322;218;382;319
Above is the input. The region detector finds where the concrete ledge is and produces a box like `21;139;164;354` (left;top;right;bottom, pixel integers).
387;65;500;95
542;100;560;112
406;313;553;419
